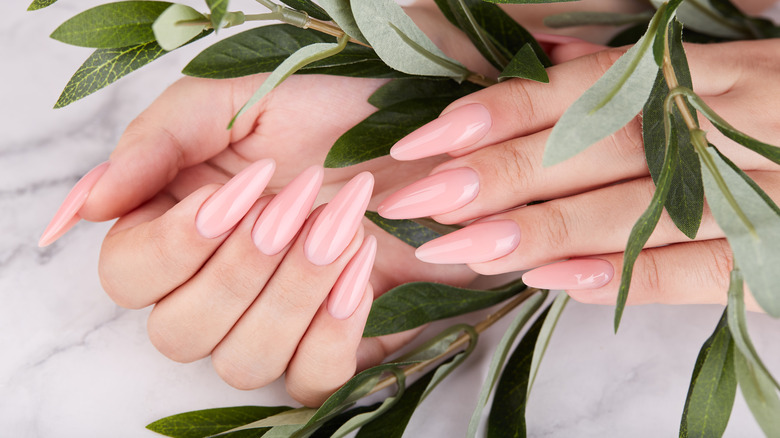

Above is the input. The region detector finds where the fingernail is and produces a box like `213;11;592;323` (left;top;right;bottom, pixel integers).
195;159;276;239
415;220;520;264
305;172;374;266
522;258;614;290
378;168;479;219
390;104;492;161
252;165;324;255
39;161;110;247
532;32;586;45
328;235;377;320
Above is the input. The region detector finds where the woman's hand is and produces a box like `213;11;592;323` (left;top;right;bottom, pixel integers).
377;39;780;311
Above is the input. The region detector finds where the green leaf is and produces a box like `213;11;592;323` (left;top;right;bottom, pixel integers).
328;374;405;438
607;23;649;47
713;149;780;217
734;350;780;438
308;404;381;438
649;0;750;39
482;297;550;438
183;24;404;79
152;4;208;51
205;0;228;31
364;211;441;248
146;406;292;438
351;0;469;80
700;147;780;317
498;44;549;83
527;293;569;399
726;268;780;390
50;1;172;48
209;407;317;436
467;291;548;438
28;0;57;11
543;5;662;167
368;77;482;108
642;20;703;239
544;11;655;28
435;0;508;69
278;0;331;21
364;279;529;337
679;310;737;438
318;0;366;43
482;0;578;3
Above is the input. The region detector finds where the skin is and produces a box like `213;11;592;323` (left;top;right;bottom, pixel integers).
75;1;780;405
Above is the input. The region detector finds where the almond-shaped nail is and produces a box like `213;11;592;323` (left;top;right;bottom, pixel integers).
39;161;110;247
522;258;614;290
378;168;479;220
390;104;492;161
328;235;377;320
252;165;324;255
305;172;374;266
415;220;520;264
195;159;276;239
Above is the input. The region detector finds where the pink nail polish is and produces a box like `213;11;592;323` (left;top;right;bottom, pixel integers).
390;104;492;161
328;235;377;320
378;168;479;220
252;165;324;255
522;258;614;290
195;159;276;239
305;172;374;266
39;161;110;247
415;220;520;264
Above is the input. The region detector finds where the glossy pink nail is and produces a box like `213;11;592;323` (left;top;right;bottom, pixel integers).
39;161;110;247
328;235;377;320
415;220;520;264
195;159;275;239
522;258;614;290
252;165;324;255
390;104;492;161
305;172;374;266
378;168;479;219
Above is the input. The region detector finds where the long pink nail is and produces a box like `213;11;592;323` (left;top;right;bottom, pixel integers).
415;220;520;264
39;161;110;247
328;235;377;320
195;159;276;239
378;168;479;219
252;165;324;255
390;104;492;161
305;172;374;266
522;258;614;290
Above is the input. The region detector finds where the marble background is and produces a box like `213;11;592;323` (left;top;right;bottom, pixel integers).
2;0;779;436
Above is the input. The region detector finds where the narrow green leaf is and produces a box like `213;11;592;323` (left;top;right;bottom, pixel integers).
498;44;549;83
146;406;292;438
650;0;685;66
368;77;482;109
481;298;550;438
544;11;655;28
308;404;381;438
726;268;780;390
152;4;208;51
527;293;569;399
317;0;366;43
734;350;780;438
50;1;172;48
351;0;469;80
208;407;316;436
607;23;649;47
437;0;508;69
679;310;737;438
364;211;441;249
700;147;780;317
205;0;228;31
712;148;780;217
28;0;57;11
364;279;528;337
467;291;548;438
278;0;331;21
329;372;405;438
649;0;750;38
482;0;578;3
543;6;662;166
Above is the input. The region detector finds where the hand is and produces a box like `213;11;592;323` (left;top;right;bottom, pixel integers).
376;39;780;311
39;73;475;406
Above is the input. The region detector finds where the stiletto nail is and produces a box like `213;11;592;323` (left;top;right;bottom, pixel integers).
38;161;110;247
378;168;479;220
390;104;492;161
328;235;377;320
195;159;275;239
415;220;520;264
252;165;324;255
522;258;614;290
305;172;374;266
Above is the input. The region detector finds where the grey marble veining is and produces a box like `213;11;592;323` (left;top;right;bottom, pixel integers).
2;1;779;437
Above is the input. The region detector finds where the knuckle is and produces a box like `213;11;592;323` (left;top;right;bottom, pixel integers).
637;249;663;301
702;240;733;294
487;141;537;197
502;79;538;129
539;201;574;248
592;48;628;76
607;117;646;167
212;346;282;391
146;312;201;363
98;242;149;309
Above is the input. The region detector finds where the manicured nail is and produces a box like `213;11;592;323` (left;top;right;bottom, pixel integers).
532;32;585;45
522;258;614;290
415;220;520;264
39;161;110;247
305;172;374;266
252;165;324;255
378;168;479;220
195;159;276;239
328;235;377;320
390;104;492;161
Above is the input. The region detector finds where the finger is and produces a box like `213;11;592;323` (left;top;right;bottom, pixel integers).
98;160;275;309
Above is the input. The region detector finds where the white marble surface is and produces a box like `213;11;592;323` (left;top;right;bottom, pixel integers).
2;1;779;437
